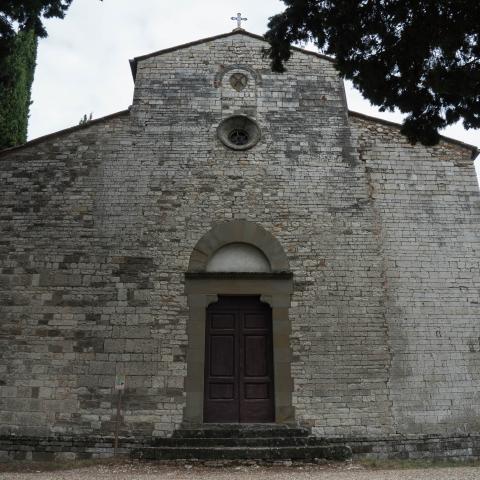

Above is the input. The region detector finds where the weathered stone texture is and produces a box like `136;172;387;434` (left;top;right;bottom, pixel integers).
351;115;480;435
0;31;479;457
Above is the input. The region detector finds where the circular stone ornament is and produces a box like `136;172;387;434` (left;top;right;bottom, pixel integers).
217;116;261;151
230;73;248;91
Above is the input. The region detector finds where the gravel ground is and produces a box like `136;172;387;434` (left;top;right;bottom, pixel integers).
2;462;480;480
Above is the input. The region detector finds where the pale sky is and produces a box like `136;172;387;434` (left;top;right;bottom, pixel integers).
29;0;480;182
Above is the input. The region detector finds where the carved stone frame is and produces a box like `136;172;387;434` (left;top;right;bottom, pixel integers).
183;221;295;425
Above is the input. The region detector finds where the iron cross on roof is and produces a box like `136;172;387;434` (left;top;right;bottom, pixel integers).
231;12;247;29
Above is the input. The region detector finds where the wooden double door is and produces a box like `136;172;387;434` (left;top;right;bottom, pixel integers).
204;296;275;423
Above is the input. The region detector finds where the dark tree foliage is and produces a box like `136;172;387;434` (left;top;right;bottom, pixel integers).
0;28;38;149
78;113;93;125
0;1;72;61
0;1;73;40
0;1;73;149
265;1;480;145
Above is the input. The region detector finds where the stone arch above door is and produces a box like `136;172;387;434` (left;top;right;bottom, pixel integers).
206;243;271;273
184;221;294;425
188;220;290;273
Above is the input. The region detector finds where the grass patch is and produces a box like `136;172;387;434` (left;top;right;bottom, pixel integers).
360;457;480;470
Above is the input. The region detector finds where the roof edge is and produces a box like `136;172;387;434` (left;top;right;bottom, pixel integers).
129;29;334;80
349;110;479;160
0;109;130;159
3;106;475;161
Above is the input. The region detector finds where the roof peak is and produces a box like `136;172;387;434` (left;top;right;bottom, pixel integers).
129;29;334;79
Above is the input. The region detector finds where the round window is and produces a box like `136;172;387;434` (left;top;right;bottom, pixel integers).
217;116;261;151
229;129;249;146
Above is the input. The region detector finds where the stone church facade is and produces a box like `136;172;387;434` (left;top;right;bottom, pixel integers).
1;30;480;460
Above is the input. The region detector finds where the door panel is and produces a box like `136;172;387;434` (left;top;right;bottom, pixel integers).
204;296;274;423
239;304;274;423
211;313;235;330
244;383;269;399
209;383;234;399
244;336;267;376
204;310;238;422
244;314;269;329
210;335;234;376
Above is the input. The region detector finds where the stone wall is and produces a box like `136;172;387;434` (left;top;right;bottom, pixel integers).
351;114;480;436
131;32;395;437
0;31;479;459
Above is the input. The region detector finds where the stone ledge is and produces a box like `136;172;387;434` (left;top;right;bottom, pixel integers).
185;272;293;280
325;434;480;460
2;434;480;462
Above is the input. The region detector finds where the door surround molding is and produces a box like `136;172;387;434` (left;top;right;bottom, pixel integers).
188;220;290;273
184;221;294;425
184;274;294;425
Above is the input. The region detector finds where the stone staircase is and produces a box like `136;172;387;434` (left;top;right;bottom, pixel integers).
131;424;352;462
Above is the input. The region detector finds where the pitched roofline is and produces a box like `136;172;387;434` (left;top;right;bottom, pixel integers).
0;109;130;159
349;110;479;160
129;29;334;80
2;108;475;162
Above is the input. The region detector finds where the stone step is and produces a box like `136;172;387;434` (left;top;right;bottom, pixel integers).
173;424;311;439
151;436;317;447
131;444;352;461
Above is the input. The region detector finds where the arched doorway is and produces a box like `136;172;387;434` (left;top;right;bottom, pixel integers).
184;220;294;424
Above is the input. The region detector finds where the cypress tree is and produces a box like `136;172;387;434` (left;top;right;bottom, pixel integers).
0;28;38;149
266;1;480;146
